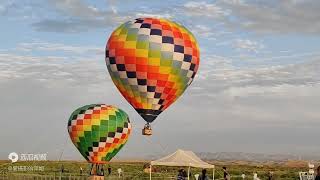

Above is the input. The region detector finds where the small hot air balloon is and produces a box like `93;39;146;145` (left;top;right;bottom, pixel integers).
105;18;200;135
68;104;131;176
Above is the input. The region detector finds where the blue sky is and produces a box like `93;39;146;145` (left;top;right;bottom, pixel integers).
0;0;320;160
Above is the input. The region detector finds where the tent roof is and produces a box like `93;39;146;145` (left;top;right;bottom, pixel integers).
150;149;214;169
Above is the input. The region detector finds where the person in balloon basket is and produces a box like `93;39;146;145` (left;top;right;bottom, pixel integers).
198;169;209;180
315;166;320;180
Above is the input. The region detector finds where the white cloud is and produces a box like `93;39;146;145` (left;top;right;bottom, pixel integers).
183;1;229;18
135;13;172;19
0;5;4;14
16;41;103;55
192;25;216;38
246;52;320;62
221;0;320;34
49;0;104;18
32;0;130;33
197;55;233;80
193;55;320;101
232;39;264;53
110;6;117;14
32;16;128;33
177;0;320;35
0;44;106;85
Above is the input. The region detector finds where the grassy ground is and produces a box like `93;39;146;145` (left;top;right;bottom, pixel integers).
0;160;311;179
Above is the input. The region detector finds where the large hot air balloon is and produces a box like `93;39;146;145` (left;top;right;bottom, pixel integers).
68;104;131;176
105;18;200;135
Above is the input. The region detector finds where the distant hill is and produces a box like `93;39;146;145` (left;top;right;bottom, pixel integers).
197;152;320;162
131;151;320;164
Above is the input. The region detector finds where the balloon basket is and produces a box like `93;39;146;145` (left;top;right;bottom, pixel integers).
142;128;152;136
88;175;105;180
89;164;106;178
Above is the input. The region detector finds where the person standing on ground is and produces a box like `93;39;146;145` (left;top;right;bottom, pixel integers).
223;167;230;180
253;172;260;180
198;169;209;180
182;169;188;178
268;171;273;180
241;173;245;179
117;168;123;178
100;166;104;176
315;166;320;180
61;165;64;173
108;166;112;175
80;167;83;175
177;169;186;180
90;164;97;175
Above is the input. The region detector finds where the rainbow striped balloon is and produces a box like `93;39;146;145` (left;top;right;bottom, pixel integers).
68;104;131;164
105;18;200;123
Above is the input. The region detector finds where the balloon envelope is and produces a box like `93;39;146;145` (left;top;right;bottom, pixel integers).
105;18;200;123
68;104;131;164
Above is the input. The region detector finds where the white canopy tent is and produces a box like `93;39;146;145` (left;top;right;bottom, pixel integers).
150;149;215;180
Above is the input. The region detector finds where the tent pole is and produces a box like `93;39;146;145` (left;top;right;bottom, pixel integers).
212;168;215;180
187;166;190;180
149;165;152;180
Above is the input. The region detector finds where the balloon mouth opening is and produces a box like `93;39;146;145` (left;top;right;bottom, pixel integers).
135;109;161;123
90;161;109;164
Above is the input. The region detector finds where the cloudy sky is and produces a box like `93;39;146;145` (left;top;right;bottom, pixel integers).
0;0;319;160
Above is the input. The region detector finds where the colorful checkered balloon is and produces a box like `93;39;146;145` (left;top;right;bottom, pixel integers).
105;18;200;123
68;104;131;164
